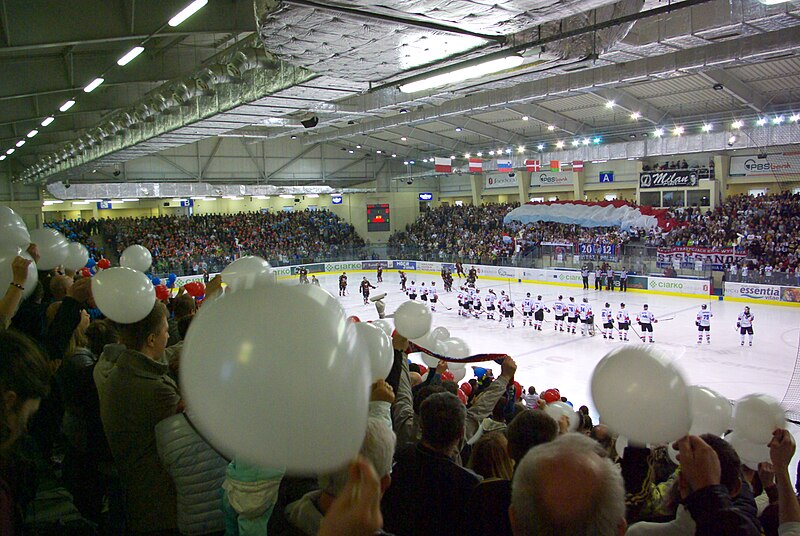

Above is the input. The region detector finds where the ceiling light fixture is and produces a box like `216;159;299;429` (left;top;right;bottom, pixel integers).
400;136;407;141
464;153;471;158
168;0;208;27
605;100;615;109
15;140;25;147
399;54;524;93
522;116;529;121
0;155;5;161
117;46;145;66
672;126;684;136
41;116;55;127
391;154;397;158
653;128;664;137
476;152;483;157
701;123;713;132
517;145;525;153
593;137;601;144
757;118;767;126
27;129;38;138
537;144;544;151
556;141;565;149
489;150;495;156
790;114;799;123
455;127;462;132
731;120;743;129
571;139;580;147
773;115;785;125
376;150;382;154
630;111;641;120
6;148;14;155
547;125;555;131
60;100;76;112
582;138;590;145
83;77;104;93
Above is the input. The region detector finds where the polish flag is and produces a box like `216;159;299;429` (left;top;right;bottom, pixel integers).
572;160;584;171
526;159;540;172
550;160;560;172
434;157;452;173
468;158;483;173
497;159;513;172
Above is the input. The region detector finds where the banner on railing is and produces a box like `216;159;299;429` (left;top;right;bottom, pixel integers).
530;171;573;186
392;260;416;270
782;286;800;303
415;261;441;272
730;153;800;177
362;260;389;270
485;172;519;189
656;247;745;270
627;275;649;290
324;261;364;272
724;282;781;301
639;170;701;188
648;276;710;295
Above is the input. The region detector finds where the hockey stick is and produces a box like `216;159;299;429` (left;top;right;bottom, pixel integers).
657;316;676;322
436;299;453;311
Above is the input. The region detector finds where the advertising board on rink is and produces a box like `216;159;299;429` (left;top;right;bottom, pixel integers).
416;261;441;272
648;276;710;296
724;282;781;301
392;260;416;270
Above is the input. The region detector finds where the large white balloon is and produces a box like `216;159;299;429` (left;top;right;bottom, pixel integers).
355;322;393;382
394;300;432;339
436;338;470;360
725;431;770;465
544;401;580;432
221;256;274;292
0;206;30;249
29;228;69;270
181;283;370;473
63;242;89;272
688;386;733;436
420;351;440;369
591;346;691;445
92;267;156;324
431;326;451;342
733;394;785;444
120;245;152;273
371;319;393;337
615;436;628;459
450;367;466;383
0;248;38;300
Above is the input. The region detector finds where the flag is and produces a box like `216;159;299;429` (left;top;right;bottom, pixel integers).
434;157;452;173
497;159;513;172
550;160;560;172
572;160;584;171
468;158;483;173
525;159;540;172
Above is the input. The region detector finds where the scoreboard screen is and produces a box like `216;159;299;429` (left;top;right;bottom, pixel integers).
367;203;390;232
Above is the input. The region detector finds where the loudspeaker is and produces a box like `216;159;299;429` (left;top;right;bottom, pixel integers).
300;116;319;129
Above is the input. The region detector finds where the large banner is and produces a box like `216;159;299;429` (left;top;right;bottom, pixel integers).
730;153;800;177
627;275;649;290
725;282;782;301
485;172;519;189
416;261;441;272
782;287;800;303
639;170;700;188
392;260;416;270
530;171;573;187
648;276;710;295
656;247;745;270
362;260;388;270
324;261;363;272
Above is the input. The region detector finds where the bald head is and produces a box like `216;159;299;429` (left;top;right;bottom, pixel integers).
511;433;626;536
409;372;422;387
50;275;73;300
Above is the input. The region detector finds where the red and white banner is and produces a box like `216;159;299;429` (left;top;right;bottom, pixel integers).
468;158;483;173
656;247;746;265
505;200;679;231
572;160;584;171
434;157;452;173
526;159;540;172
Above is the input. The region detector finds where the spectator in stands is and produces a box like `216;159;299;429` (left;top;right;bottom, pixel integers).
168;294;196;346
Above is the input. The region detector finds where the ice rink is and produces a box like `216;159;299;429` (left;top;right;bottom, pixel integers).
309;270;800;420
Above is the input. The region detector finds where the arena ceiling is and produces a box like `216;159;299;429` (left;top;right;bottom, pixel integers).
2;0;800;189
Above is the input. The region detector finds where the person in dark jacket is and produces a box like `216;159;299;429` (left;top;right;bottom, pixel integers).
381;392;481;536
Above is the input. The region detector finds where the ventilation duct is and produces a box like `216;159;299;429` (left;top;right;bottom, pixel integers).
171;82;197;106
134;103;156;123
195;64;231;94
226;48;276;78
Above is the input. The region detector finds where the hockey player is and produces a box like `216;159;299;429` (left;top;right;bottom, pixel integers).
419;282;428;303
553;295;566;332
377;265;383;283
637;304;657;343
696;304;713;344
595;267;603;290
467;266;478;285
472;289;483;318
461;287;472;317
503;293;516;328
581;266;589;289
619;268;628;292
407;281;417;301
338;272;348;297
499;291;508;323
360;277;376;305
566;297;579;334
616;303;630;341
533;295;549;331
457;287;466;317
578;297;593;337
600;302;614;339
737;306;755;346
429;282;439;312
298;267;309;284
522;293;535;327
311;275;320;286
455;261;465;278
399;271;407;292
485;290;497;320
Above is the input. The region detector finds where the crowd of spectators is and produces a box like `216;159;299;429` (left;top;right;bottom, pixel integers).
101;210;365;275
2;247;800;536
642;158;714;177
46;218;104;260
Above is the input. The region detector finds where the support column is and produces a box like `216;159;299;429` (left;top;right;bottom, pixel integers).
518;172;529;203
471;174;482;206
714;155;727;205
573;170;585;200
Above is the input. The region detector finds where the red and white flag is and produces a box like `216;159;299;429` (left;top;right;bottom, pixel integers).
468;158;483;173
525;159;540;172
572;160;584;171
434;157;452;173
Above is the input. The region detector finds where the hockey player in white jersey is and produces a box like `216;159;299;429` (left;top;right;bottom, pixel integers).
428;282;439;312
566;297;579;334
407;281;417;301
485;290;497;320
616;303;630;341
472;289;482;318
522;293;535;327
600;302;614;339
533;295;549;331
578;297;594;336
636;304;657;343
737;306;755;346
457;287;467;317
553;295;566;332
499;291;507;323
419;282;428;303
696;304;713;344
503;294;516;328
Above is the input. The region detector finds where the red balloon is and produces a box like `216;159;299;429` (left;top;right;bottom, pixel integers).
417;365;428;376
79;267;92;278
457;389;467;405
460;382;472;396
155;284;170;301
542;389;560;403
347;315;361;323
513;381;522;400
184;282;205;297
441;370;454;382
97;258;111;270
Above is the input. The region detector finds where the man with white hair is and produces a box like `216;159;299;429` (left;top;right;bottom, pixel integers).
510;433;627;536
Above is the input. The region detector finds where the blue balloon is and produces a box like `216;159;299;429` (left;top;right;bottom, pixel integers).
473;366;488;378
152;276;161;286
565;400;573;407
86;258;96;268
168;273;177;282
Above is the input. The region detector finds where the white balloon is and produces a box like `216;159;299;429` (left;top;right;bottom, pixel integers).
431;326;451;341
0;248;37;300
450;367;466;383
120;245;152;273
355;322;393;382
92;267;156;324
726;431;770;465
733;394;786;444
448;360;466;372
667;443;680;465
615;435;628;459
688;386;733;436
420;352;440;369
394;300;432;339
63;242;89;272
411;331;439;354
0;206;30;249
591;346;691;445
221;256;274;292
181;283;370;473
437;337;471;359
29;228;69;270
544;401;579;432
371;319;393;337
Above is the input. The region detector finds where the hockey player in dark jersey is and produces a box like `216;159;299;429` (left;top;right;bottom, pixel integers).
360;277;376;304
338;272;348;296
